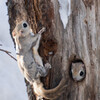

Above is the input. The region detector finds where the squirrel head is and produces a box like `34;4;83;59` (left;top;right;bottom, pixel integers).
71;62;86;82
12;21;33;38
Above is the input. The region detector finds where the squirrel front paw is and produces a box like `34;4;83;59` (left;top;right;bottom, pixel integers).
45;63;51;69
38;27;46;34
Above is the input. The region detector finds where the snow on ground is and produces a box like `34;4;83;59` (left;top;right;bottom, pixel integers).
58;0;71;29
0;0;28;100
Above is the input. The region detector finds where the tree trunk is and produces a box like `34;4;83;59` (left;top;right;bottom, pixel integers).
7;0;100;100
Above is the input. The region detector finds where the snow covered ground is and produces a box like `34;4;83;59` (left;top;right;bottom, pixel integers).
0;0;28;100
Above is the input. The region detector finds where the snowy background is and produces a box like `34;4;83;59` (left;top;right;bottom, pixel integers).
0;0;28;100
58;0;71;29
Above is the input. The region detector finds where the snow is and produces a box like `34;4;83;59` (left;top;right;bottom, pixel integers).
58;0;71;29
0;0;28;100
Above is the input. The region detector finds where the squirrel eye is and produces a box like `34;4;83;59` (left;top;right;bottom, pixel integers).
23;23;27;28
79;71;84;76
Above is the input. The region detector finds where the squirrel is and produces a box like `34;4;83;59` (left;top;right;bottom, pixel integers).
71;62;86;81
12;21;67;100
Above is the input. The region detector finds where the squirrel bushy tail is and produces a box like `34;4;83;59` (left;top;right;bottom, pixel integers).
33;77;67;99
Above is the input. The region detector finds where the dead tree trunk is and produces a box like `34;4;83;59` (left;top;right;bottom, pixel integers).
7;0;100;100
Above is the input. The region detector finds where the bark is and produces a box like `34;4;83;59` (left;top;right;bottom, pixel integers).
7;0;100;100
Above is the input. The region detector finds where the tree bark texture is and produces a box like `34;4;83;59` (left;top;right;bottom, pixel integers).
7;0;100;100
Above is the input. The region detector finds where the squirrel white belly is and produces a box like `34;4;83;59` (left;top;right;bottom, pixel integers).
12;21;67;100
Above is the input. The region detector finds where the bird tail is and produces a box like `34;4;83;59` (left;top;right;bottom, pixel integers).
33;77;67;99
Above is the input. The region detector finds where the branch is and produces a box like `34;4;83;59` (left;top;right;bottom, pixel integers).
0;48;17;61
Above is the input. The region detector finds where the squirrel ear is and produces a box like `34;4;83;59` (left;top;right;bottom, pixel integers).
30;29;33;32
29;29;35;36
72;63;75;67
82;63;85;67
